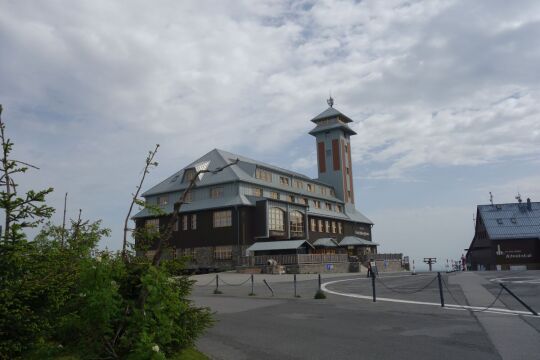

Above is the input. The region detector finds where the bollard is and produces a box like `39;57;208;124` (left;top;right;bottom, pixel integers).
314;273;326;299
249;274;255;296
437;272;444;307
412;260;416;275
371;271;376;302
294;274;298;298
213;274;222;294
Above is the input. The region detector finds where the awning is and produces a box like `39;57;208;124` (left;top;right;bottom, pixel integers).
313;238;339;247
246;240;314;252
339;236;379;246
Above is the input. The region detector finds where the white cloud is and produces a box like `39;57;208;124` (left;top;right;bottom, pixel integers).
1;0;540;249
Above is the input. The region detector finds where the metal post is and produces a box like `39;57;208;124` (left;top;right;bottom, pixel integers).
294;274;297;297
215;274;219;292
437;272;445;307
251;274;254;295
318;273;322;291
500;283;538;316
371;271;376;302
263;279;274;297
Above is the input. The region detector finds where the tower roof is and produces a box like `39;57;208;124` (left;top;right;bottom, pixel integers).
311;106;353;124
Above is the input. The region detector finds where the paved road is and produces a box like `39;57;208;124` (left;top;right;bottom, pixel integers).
191;271;540;359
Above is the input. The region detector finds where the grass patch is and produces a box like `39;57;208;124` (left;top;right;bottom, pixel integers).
314;290;326;299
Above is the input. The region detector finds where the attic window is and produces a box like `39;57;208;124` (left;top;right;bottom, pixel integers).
170;175;179;183
496;205;502;210
183;169;196;183
510;218;517;224
496;218;503;225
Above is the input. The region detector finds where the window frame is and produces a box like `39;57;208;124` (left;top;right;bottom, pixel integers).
213;210;232;228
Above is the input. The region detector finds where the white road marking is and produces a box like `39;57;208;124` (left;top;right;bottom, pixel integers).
321;277;539;318
490;276;540;285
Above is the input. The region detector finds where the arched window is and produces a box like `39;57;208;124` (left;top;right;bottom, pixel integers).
290;211;304;236
269;207;285;231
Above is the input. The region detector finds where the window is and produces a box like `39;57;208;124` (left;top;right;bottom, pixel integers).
270;191;280;200
183;191;193;202
347;190;351;199
313;200;321;209
299;197;308;205
183;169;196;183
191;214;197;230
330;189;335;196
338;222;343;234
214;246;232;260
310;218;316;232
290;211;304;236
182;215;188;230
307;184;314;192
256;168;272;182
183;248;194;258
325;220;330;233
318;219;323;232
321;187;327;196
210;187;224;199
346;167;350;175
325;202;332;211
280;176;290;186
288;195;295;203
294;179;304;189
332;221;337;234
145;218;159;232
157;195;168;205
496;218;503;225
173;218;179;232
336;205;343;213
510;218;517;224
213;210;232;227
252;187;263;197
269;207;285;231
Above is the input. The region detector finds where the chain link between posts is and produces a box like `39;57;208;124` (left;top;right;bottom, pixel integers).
376;275;438;294
219;276;252;286
442;277;505;313
193;277;216;287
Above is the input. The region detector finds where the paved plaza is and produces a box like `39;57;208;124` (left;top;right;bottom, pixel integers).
191;271;540;360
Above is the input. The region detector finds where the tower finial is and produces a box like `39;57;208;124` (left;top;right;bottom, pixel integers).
327;94;334;108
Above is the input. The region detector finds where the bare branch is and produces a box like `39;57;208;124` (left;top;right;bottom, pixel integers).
122;144;159;261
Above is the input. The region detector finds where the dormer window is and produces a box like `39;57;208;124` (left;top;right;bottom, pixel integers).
157;196;168;205
255;167;272;182
280;176;290;186
183;169;196;183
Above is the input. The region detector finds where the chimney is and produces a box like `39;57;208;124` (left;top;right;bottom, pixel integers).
527;198;532;211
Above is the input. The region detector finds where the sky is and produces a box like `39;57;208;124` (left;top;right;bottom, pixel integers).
1;0;539;270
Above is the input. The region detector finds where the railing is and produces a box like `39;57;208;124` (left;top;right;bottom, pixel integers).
372;253;403;260
241;254;349;266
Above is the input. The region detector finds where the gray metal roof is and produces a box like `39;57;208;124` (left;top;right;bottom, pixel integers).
478;201;540;240
137;148;374;225
311;107;353;123
132;194;252;219
246;240;313;252
313;238;339;247
309;122;357;136
339;236;378;246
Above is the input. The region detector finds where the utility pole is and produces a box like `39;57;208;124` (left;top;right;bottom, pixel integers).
423;257;437;272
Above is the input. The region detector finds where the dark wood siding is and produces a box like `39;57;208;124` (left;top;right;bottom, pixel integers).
317;141;326;173
332;139;340;171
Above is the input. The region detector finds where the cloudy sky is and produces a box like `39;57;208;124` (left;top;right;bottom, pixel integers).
1;0;539;269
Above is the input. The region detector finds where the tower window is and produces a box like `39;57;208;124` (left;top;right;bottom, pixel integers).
279;176;290;186
310;218;316;231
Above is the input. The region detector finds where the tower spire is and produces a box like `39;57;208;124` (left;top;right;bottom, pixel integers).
327;95;334;108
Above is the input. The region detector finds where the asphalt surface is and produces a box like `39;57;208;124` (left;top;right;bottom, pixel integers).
191;271;540;360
